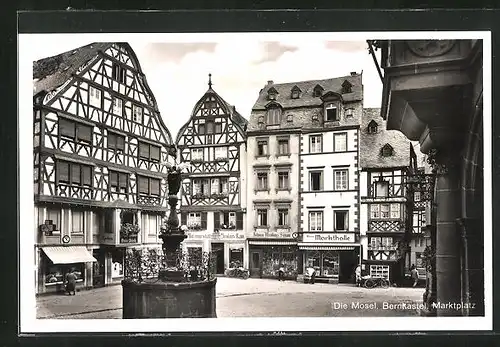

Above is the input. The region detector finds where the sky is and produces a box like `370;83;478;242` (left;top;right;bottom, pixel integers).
28;34;383;139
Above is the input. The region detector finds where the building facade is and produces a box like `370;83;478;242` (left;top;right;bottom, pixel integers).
175;77;248;274
376;39;484;316
33;43;175;294
359;108;420;284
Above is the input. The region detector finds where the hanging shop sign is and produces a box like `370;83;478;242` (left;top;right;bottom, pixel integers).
302;233;355;243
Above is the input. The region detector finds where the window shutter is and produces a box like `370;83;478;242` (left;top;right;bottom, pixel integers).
214;212;220;230
117;135;125;151
138;176;149;194
150;146;160;161
110;172;118;186
119;173;128;189
236;212;243;230
151;178;160;196
108;133;116;148
201;212;207;229
139;142;149;159
82;166;92;186
71;164;81;184
59;118;75;138
57;161;69;182
77;124;92;142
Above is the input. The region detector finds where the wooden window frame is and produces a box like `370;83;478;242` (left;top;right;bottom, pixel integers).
56;160;93;188
333;210;349;232
309;211;323;231
108;131;125;152
333;132;348;152
309;134;323;153
59;118;93;144
333;169;348;191
138;141;161;162
109;170;129;194
309;170;324;191
137;175;161;197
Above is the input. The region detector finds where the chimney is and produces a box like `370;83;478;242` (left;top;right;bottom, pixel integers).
350;71;357;76
267;80;274;85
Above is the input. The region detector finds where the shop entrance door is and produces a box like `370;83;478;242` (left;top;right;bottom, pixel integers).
92;249;105;287
250;250;262;278
211;243;225;274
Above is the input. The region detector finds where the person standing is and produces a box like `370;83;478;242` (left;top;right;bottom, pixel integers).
278;264;285;281
65;268;77;295
355;265;362;287
410;264;419;287
306;266;316;284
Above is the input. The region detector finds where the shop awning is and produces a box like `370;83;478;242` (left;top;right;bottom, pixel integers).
248;240;297;246
297;243;357;251
229;244;245;250
42;246;97;264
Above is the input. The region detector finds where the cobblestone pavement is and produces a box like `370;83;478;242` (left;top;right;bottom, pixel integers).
36;278;424;319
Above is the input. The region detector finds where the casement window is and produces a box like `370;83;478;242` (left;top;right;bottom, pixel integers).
112;62;126;84
109;171;128;194
214;211;241;229
215;147;227;159
138;141;161;162
71;210;84;234
325;103;339;122
191;148;203;161
309;135;322;153
334;170;348;191
257;209;268;227
188;212;202;228
202;179;210;196
266;107;282;125
112;98;123;116
334;211;349;231
277;138;289;155
193;179;202;194
108;132;125;151
198;124;206;135
370;204;380;219
277;171;289;189
57;161;92;187
278;209;289;227
333;133;347;152
390;203;401;218
59;118;93;143
381;204;390;218
257;140;268;156
219;178;229;194
89;86;102;108
309;211;323;231
132;105;143;123
310;171;323;191
257;172;268;190
211;178;220;195
375;180;389;197
141;214;159;236
370;203;402;219
46;208;61;233
138;176;161;196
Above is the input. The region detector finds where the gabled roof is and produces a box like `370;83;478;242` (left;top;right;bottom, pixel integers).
267;86;279;94
313;84;324;91
368;119;378;127
175;86;248;144
291;85;302;92
33;42;174;145
252;74;363;110
342;79;353;88
33;42;111;96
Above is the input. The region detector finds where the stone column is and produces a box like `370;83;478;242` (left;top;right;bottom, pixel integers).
432;152;463;316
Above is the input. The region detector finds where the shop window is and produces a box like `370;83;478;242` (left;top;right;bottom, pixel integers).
229;248;244;268
187;247;203;268
44;261;84;286
334;211;348;231
370;265;389;280
309;171;323;191
322;251;340;277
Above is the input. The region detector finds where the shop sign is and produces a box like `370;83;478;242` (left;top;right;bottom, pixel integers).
186;231;245;240
302;233;355;243
253;229;292;238
101;231;116;245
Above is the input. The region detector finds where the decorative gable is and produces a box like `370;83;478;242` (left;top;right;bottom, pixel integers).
342;80;353;94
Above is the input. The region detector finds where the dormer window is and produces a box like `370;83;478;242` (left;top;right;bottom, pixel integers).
368;120;378;134
342;80;352;94
325;103;339;122
291;86;301;99
345;108;354;118
381;144;394;157
313;85;324;97
267;87;278;101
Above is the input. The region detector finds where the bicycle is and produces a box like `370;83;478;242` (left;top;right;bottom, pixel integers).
224;267;250;279
362;276;390;289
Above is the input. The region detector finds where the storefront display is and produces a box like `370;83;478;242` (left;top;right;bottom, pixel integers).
111;248;125;279
44;260;84;287
258;246;298;279
229;248;243;267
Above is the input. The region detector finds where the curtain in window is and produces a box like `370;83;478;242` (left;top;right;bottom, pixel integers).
71;211;84;233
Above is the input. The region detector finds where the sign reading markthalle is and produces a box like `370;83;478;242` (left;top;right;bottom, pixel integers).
302;233;355;243
186;231;245;240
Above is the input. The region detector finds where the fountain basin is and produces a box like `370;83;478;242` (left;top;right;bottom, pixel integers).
122;278;217;318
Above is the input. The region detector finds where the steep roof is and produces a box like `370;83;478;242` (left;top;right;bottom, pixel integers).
33;42;112;96
360;108;412;169
252;74;363;111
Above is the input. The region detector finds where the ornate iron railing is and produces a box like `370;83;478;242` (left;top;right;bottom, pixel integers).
124;247;217;283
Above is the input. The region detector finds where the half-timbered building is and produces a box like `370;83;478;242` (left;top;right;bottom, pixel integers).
33;43;175;293
359;108;417;284
175;75;248;274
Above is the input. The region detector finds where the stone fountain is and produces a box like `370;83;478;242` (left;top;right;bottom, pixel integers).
122;164;217;318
